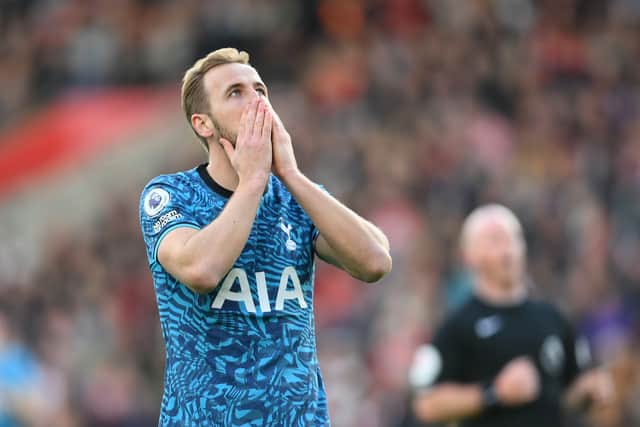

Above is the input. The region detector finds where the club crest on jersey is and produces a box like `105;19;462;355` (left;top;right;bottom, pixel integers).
279;217;297;251
144;188;170;217
540;334;564;376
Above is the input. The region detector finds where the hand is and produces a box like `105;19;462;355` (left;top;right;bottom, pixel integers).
494;357;540;406
569;368;614;409
219;98;272;186
266;102;298;179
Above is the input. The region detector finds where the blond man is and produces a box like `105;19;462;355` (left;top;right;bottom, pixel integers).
139;48;391;426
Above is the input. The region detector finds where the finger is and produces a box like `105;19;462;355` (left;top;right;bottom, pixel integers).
262;108;272;139
236;104;250;144
269;104;284;129
238;99;258;144
219;138;235;160
244;98;259;139
599;377;615;403
272;114;282;134
253;100;265;138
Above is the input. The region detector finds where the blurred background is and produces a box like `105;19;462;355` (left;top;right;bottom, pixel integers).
0;0;639;426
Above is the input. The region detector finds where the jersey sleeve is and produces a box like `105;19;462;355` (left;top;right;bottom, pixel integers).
139;176;201;264
408;316;466;391
558;311;592;387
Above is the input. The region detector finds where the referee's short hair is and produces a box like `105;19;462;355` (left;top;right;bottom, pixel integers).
461;204;525;253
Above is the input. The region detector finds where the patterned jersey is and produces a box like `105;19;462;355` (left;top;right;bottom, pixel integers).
139;164;329;427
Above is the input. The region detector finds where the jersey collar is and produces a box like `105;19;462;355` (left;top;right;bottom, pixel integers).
197;163;273;201
197;163;234;198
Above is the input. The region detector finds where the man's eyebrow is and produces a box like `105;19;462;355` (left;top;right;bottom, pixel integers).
223;81;268;95
224;82;243;95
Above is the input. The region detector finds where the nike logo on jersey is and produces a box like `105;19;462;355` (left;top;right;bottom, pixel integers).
211;266;306;313
475;315;502;338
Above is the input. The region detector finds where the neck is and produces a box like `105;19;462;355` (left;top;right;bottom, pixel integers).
206;142;239;191
474;275;527;306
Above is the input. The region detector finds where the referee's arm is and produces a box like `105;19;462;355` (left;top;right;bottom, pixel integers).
560;318;614;411
412;382;485;423
409;319;488;424
409;315;539;424
411;356;538;423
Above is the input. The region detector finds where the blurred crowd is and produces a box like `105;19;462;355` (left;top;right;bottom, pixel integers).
1;0;640;426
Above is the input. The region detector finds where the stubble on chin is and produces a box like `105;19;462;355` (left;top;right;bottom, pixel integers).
213;120;237;146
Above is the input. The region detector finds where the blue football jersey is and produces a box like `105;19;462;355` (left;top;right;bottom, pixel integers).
139;164;329;427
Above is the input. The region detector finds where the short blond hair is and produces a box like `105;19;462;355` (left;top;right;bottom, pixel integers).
181;48;250;151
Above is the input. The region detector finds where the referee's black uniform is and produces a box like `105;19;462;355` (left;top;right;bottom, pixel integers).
409;295;590;427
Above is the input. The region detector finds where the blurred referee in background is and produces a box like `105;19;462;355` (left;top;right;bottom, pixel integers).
407;204;613;427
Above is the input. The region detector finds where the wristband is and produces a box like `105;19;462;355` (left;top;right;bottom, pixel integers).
481;383;500;410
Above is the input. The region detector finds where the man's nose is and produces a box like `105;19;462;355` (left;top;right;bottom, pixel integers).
250;88;265;100
244;90;265;108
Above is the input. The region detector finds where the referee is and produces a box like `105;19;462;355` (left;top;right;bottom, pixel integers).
408;204;612;427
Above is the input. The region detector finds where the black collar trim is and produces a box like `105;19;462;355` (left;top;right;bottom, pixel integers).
197;163;234;198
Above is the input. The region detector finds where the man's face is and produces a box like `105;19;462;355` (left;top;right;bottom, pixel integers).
466;218;525;288
202;63;269;144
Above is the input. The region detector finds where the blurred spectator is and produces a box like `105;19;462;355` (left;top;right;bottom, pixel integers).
0;310;65;427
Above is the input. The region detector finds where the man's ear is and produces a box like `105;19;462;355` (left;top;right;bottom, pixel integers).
191;113;215;139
